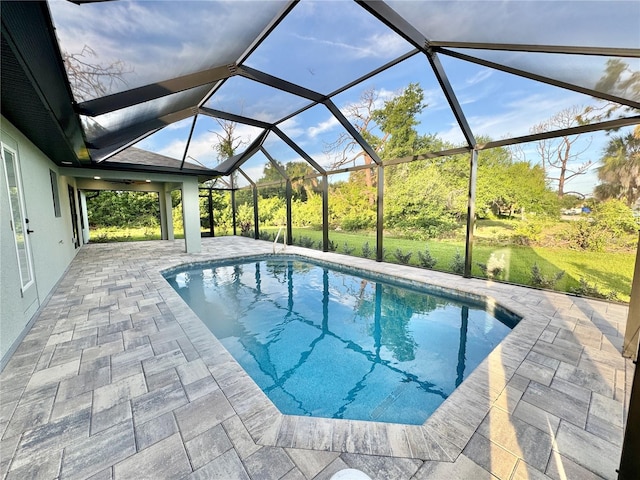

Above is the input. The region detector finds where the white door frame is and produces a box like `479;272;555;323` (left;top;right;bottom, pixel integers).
1;142;36;299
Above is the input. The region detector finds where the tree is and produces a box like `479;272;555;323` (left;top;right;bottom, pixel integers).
62;45;132;102
329;179;377;231
208;117;248;190
531;106;592;198
478;160;558;219
324;83;429;191
372;83;426;160
324;87;383;190
383;161;461;237
579;59;640;123
211;118;246;162
256;160;318;201
87;191;159;228
595;132;640;206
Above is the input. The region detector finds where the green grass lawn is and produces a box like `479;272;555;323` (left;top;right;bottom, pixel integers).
261;226;635;302
89;226;184;242
88;223;635;302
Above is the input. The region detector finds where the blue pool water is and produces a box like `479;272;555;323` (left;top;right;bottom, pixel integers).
165;256;519;425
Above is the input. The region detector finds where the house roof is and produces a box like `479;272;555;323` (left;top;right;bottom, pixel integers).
1;1;638;181
101;147;212;175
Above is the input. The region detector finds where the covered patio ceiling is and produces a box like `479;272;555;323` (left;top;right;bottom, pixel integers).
1;1;639;180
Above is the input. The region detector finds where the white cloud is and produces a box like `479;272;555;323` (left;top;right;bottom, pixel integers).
365;31;411;59
466;69;493;87
308;116;340;138
276;118;304;140
290;30;409;62
437;91;594;146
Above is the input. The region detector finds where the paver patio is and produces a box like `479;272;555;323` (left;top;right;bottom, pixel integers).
0;237;633;479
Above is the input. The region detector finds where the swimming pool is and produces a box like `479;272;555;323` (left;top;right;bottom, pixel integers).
165;255;519;425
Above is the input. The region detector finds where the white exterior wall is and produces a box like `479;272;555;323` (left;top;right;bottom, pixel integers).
1;116;79;364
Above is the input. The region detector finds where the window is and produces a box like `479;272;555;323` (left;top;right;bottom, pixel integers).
50;169;61;217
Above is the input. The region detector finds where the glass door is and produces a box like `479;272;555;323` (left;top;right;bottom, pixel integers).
2;143;35;295
68;185;80;248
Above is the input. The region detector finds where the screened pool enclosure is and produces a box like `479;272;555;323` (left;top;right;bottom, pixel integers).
4;0;638;275
2;1;640;477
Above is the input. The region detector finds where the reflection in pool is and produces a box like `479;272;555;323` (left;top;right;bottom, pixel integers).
165;257;519;425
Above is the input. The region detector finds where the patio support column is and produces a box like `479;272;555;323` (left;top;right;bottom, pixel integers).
181;178;201;253
286;179;293;246
322;174;329;252
464;149;478;277
159;184;174;241
618;351;640;479
208;188;214;237
376;164;384;262
79;190;90;244
231;188;237;236
253;186;259;240
623;232;640;359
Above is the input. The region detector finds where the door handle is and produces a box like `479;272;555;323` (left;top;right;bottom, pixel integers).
27;229;34;234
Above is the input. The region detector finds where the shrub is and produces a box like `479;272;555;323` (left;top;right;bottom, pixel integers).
340;212;376;231
571;277;619;301
530;263;565;289
300;236;316;248
592;199;638;236
239;220;252;236
91;231;111;243
417;247;437;269
393;249;412;265
361;241;374;259
327;240;338;252
343;243;355;255
450;250;465;274
562;200;638;252
564;220;607;252
512;220;544;246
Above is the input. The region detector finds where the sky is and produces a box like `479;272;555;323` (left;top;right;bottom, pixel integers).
48;0;639;195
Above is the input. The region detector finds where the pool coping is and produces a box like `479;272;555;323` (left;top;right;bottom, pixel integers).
153;244;552;461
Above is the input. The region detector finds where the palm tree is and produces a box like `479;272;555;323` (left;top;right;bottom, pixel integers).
595;131;640;206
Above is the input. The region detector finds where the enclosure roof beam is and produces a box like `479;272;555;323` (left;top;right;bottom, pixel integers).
76;64;237;117
88;108;195;152
328;49;421;98
180;115;198;170
356;0;428;52
235;1;298;67
237;65;325;103
426;50;476;147
213;129;269;175
237;167;256;187
356;1;476;147
93;127;163;163
383;146;472;167
427;41;640;58
199;106;273;129
271;126;326;174
260;147;289;181
198;0;298;108
324;99;382;165
479;115;640;150
438;47;640;110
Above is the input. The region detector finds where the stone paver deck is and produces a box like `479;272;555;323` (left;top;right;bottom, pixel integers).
0;237;633;479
